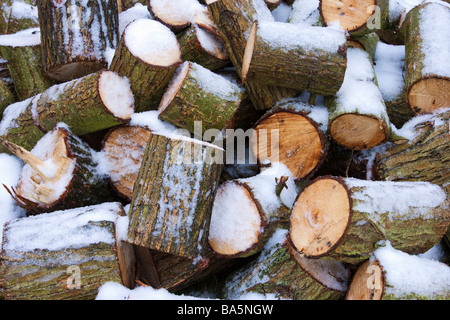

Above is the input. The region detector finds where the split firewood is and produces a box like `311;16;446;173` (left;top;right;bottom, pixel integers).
0;28;56;101
36;0;119;81
400;2;450;115
0;202;135;300
251;97;329;180
346;242;450;300
241;20;347;95
110;18;182;112
289;176;450;264
206;0;298;110
208;164;297;258
2;124;114;214
35;69;134;136
325;46;392;150
177;24;229;71
127;132;223;259
223;229;350;300
158;61;243;137
0;0;39;35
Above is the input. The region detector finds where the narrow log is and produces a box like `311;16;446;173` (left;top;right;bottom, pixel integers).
158;61;243;137
4;124;114;214
0;202;135;300
251;98;329;180
224;228;350;300
289;176;450;264
0;28;55;101
241;20;347;95
35;69;134;136
37;0;119;81
110;18;182;112
401;2;450;115
206;0;298;111
127;132;223;259
346;242;450;300
177;24;229;71
325;46;391;150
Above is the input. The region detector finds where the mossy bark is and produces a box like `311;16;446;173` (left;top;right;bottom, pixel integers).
37;0;119;81
207;0;297;110
0;0;38;35
349;32;379;61
128;132;223;259
0;77;15;117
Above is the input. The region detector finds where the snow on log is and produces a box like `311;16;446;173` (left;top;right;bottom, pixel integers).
346;241;450;300
325;46;391;150
0;0;39;35
0;202;135;300
223;228;350;300
251;97;329;180
36;0;119;82
241;20;347;95
401;2;450;115
289;177;450;264
110;18;181;112
3;124;114;214
288;0;323;26
158;61;243;136
127;131;223;259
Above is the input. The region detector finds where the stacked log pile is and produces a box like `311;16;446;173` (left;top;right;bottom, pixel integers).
0;0;449;300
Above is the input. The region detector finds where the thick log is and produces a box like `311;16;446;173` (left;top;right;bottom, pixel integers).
346;242;450;300
223;228;350;300
127;132;223;259
35;69;134;136
3;124;114;214
208;164;297;258
401;2;450;115
289;176;450;264
241;20;347;95
206;0;298;111
0;0;39;35
110;18;181;112
37;0;119;81
0;202;135;300
325;46;391;150
0;28;56;101
158;61;243;137
177;24;229;71
251;98;329;180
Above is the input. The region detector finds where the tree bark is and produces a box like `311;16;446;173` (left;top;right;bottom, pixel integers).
289;176;450;264
206;0;298;111
127;132;223;259
0;77;14;117
158;61;243;137
110;18;182;112
37;0;119;81
0;202;135;300
0;0;39;35
241;20;347;95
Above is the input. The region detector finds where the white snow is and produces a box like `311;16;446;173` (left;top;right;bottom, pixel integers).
374;42;405;102
149;0;206;25
288;0;321;26
9;0;38;20
0;27;40;47
118;3;152;37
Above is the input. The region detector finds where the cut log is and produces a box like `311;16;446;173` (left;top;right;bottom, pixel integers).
289;176;450;264
325;46;391;150
401;2;450;115
0;77;15;117
3;124;114;214
158;61;243;137
348;32;379;61
373;108;450;193
0;202;135;300
177;24;229;71
35;69;134;136
0;0;39;35
100;125;152;201
127;132;223;259
0;94;44;153
223;228;350;300
37;0;119;81
241;20;347;95
206;0;298;110
0;28;56;101
110;18;181;112
208;164;297;258
346;242;450;300
251;98;329;180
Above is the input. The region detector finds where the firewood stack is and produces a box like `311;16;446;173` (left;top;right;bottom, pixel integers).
0;0;449;300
